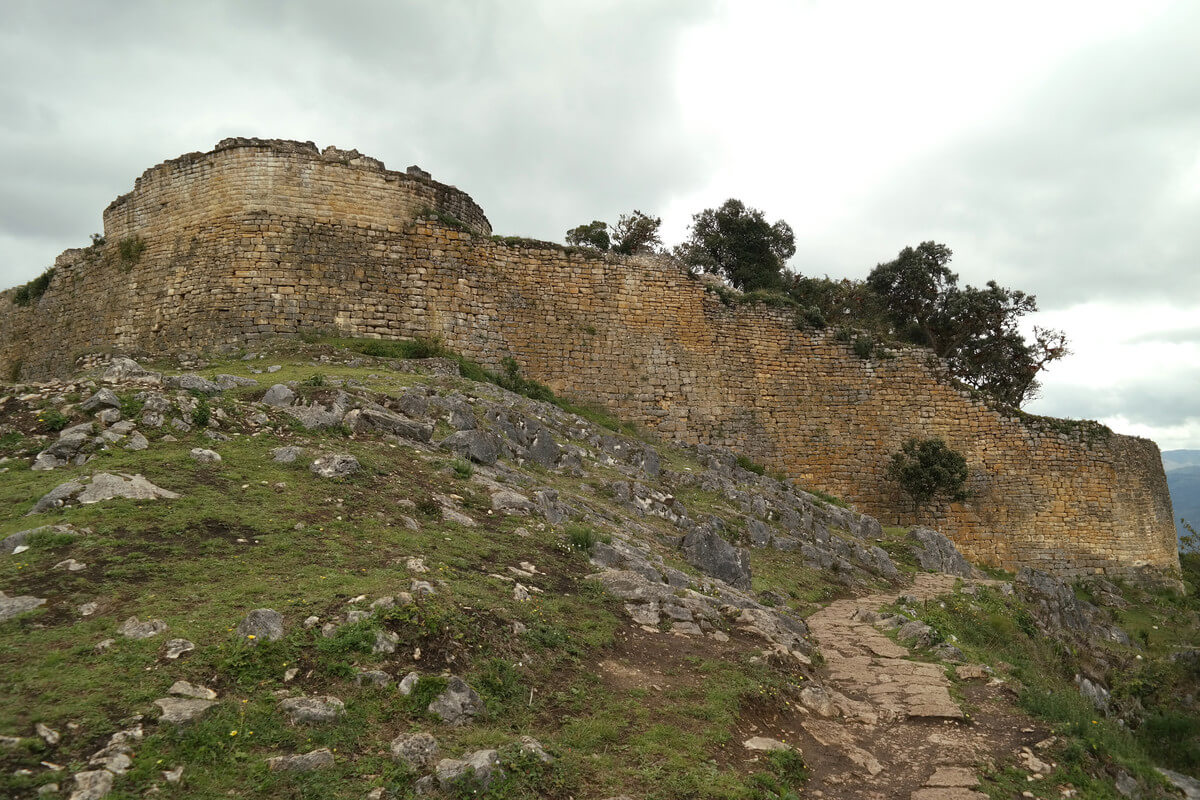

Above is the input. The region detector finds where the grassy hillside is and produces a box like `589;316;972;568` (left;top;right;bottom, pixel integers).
0;339;1196;800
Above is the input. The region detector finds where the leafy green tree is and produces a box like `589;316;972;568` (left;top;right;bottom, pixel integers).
565;220;610;251
610;210;662;255
867;242;1068;407
887;438;969;505
676;199;795;291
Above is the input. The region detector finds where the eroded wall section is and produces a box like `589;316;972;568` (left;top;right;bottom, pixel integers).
0;140;1178;580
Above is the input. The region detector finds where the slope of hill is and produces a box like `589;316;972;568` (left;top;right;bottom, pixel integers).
1167;465;1200;545
0;338;1197;800
1163;450;1200;472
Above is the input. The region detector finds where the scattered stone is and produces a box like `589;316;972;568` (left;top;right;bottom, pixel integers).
28;473;179;514
349;407;433;442
266;749;335;772
680;525;752;590
163;639;195;659
38;783;59;796
166;374;221;394
125;432;149;451
906;527;976;577
390;732;439;768
279;696;345;724
189;448;221;463
440;506;476;527
118;617;167;640
356;670;392;688
3;524;77;554
267;365;282;373
956;664;990;681
261;384;296;407
271;446;302;463
97;408;122;426
310;454;360;479
435;749;503;790
79;388;122;412
743;736;791;752
1156;768;1200;800
236;608;285;643
54;558;86;572
95;639;115;652
35;722;60;746
399;672;420;696
154;697;216;725
798;684;839;717
162;767;184;784
491;490;534;514
0;591;47;622
68;769;114;800
518;736;553;763
439;430;501;465
406;556;428;573
103;357;159;384
213;374;258;390
169;681;217;700
373;630;399;654
428;677;484;726
1018;748;1052;775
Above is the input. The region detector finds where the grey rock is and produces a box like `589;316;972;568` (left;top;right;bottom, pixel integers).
78;473;179;505
1115;771;1141;799
399;671;421;695
1075;674;1111;711
352;407;433;442
356;670;392;688
286;403;345;429
141;412;164;428
169;680;217;700
109;420;136;435
154;697;216;724
118;616;167;639
213;374;259;390
97;408;122;426
310;454;360;479
267;748;335;772
1157;768;1200;800
3;524;80;554
390;732;439;768
54;558;86;572
518;735;553;763
896;620;935;648
167;374;221;394
28;480;86;514
35;722;60;745
1016;568;1105;636
103;357;160;383
236;608;284;643
398;390;432;419
0;591;47;622
931;642;966;662
435;749;503;790
267;365;282;373
680;526;752;590
164;639;195;659
271;446;302;463
491;490;534;514
68;770;114;800
428;676;484;726
906;527;975;577
439;430;501;466
747;518;772;547
279;695;345;724
124;432;149;451
373;630;399;654
189;448;221;463
527;429;561;467
80;388;122;412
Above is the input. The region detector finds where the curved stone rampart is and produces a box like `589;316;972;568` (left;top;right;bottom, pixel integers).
0;140;1178;581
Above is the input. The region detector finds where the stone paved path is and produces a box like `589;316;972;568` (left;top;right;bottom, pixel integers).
804;573;990;800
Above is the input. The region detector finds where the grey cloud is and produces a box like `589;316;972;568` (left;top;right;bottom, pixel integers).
1031;369;1200;430
0;1;716;288
806;2;1200;309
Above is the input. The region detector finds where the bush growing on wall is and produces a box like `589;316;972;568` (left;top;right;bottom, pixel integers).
887;437;968;504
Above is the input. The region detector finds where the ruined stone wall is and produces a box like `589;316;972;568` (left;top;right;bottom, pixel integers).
0;140;1179;580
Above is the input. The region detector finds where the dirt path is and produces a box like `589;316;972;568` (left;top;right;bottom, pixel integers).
797;573;1040;799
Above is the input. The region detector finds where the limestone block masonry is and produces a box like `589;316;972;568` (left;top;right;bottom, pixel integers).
0;138;1179;581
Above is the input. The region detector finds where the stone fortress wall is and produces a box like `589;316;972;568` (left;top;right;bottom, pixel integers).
0;139;1179;580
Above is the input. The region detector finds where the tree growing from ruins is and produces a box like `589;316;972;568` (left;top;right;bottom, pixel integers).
565;220;610;251
675;199;795;292
566;211;662;255
887;437;969;505
867;241;1069;408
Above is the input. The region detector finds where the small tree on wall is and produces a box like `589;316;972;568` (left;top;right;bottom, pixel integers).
887;438;969;506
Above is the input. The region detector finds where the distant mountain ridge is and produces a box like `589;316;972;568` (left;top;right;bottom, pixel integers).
1163;450;1200;548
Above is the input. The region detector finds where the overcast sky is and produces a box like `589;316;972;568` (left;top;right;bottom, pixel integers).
1;1;1197;449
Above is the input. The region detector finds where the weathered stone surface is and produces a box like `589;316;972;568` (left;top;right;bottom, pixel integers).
80;388;122;412
169;681;217;700
261;384;296;407
190;447;221;463
428;676;484;726
390;732;438;768
237;608;285;643
118;616;167;639
167;374;221;394
155;697;217;724
679;526;752;589
310;454;360;479
435;749;503;789
164;639;195;659
68;770;114;800
907;527;976;577
271;446;302;463
743;736;791;751
213;374;258;389
266;748;334;772
351;407;433;442
279;696;345;724
439;430;501;465
0;591;47;622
